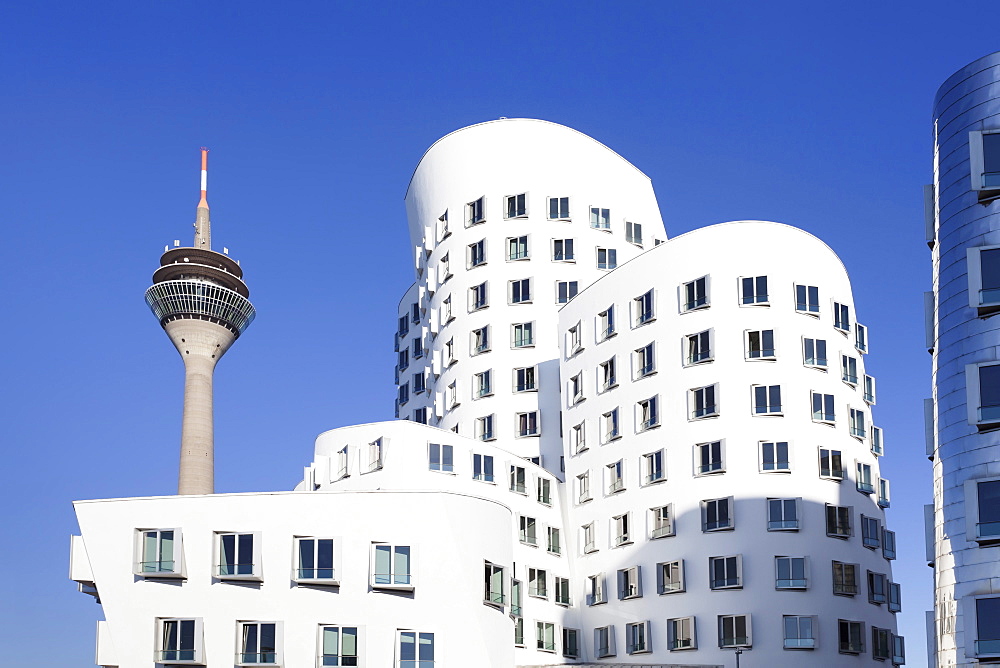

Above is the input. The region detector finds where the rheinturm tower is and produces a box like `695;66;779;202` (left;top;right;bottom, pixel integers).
144;149;255;494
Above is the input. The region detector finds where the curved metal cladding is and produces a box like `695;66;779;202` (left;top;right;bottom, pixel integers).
145;279;256;336
931;52;1000;666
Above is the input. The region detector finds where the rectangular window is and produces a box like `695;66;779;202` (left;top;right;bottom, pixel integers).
969;246;1000;312
841;355;858;385
157;618;201;663
868;571;888;605
819;447;845;479
514;366;536;393
747;329;775;359
838;620;864;654
440;254;451;281
468;239;486;268
871;425;884;455
803;337;827;367
597;247;617;270
548;196;570;220
833;561;859;596
811;392;835;423
535;621;555;652
552;238;574;261
776;556;807;589
696;440;724;475
893;634;906;664
397;349;409;372
607;460;625;494
412;372;426;394
970;362;1000;426
613;512;631;546
709;555;742;589
470;282;488;311
411;303;420;324
428;443;454;473
635;289;655;325
547;527;561;555
397;383;409;406
650;504;673;538
519;516;537;546
509;278;531;304
473;453;494;482
367;438;383;472
977;597;1000;655
625;221;643;246
635;342;655;377
659;560;684;594
873;627;892;660
474;370;492;398
834;301;851;332
602;408;620;442
686;329;713;364
138;529;179;576
397;315;409;337
556;280;578;303
768;497;799;530
238;622;278;665
856;323;869;353
761;441;790;472
507;235;528;260
690;384;718;419
703;496;733;531
638;397;659;431
569;372;584;404
472;326;490;354
826;505;852;538
857;461;874;493
784;616;815;650
753;384;782;415
562;628;579;658
504;193;527;219
719;614;751;648
372;544;411;588
668;616;695;650
643;450;665;485
878;478;891;508
528;567;547;597
595;625;615;657
476;414;494;441
599;306;615;339
336;446;349;479
682;276;709;311
883;528;897;560
512;322;534;347
445;338;456;365
590;206;610;230
625;620;650;654
533;478;551;506
296;537;337;582
850;408;867;439
510;578;523;617
888;582;902;613
577;471;591;503
398;631;434;668
513;618;524;647
413;407;427;426
466;196;485;226
484;562;505;606
587;572;605;604
795;284;820;313
618;565;641;599
741;275;768;305
319;625;357;667
217;532;258;579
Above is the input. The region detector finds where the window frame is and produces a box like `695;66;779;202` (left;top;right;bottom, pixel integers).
746;328;776;360
503;192;527;219
964;476;1000;544
293;536;340;585
466;196;485;227
966;361;1000;428
775;555;807;590
649;503;674;538
634;289;655;326
685;328;713;365
690;384;719;420
681;275;710;312
618;565;642;600
718;614;752;649
740;275;769;306
511;322;534;348
767;497;800;531
156;617;204;665
795;283;820;315
625;620;651;654
552;237;575;262
838;619;864;655
825;504;853;539
318;624;360;667
709;554;743;590
237;621;282;666
135;528;185;578
967;245;1000;314
634;341;656;378
702;496;734;532
598;305;616;340
469;281;488;312
695;440;725;476
467;238;487;269
783;615;816;650
596;246;617;270
802;336;828;368
506;234;529;261
637;396;660;432
427;443;454;474
642;449;666;486
752;384;782;416
833;561;859;596
667;616;696;651
508;278;532;305
658;559;685;594
548;196;570;221
556;280;578;304
760;440;791;473
215;531;262;581
397;631;434;668
371;543;414;591
589;206;610;230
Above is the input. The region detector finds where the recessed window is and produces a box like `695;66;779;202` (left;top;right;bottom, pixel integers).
746;329;775;359
319;625;357;667
469;282;488;311
411;337;424;360
976;597;1000;656
468;239;486;268
504;193;527;219
966;478;1000;543
562;628;580;658
819;447;845;479
873;626;892;660
703;496;733;531
833;301;851;332
513;617;524;647
367;438;383;472
428;443;454;473
855;323;869;353
514;366;536;392
838;620;864;654
519;516;538;546
441;294;453;323
833;560;859;596
471;325;490;354
509;278;531;304
861;515;880;550
552;238;574;261
643;450;665;485
970;130;1000;191
216;532;260;580
761;441;790;472
590;206;610;230
156;618;202;664
597;247;617;270
618;565;641;599
868;570;888;605
569;372;584;405
398;632;434;668
547;527;561;555
567;322;582;354
850;408;867;439
696;440;724;475
893;634;906;664
556;280;578;303
512;322;534;348
719;614;751;648
682;276;709;311
811;391;835;423
635;342;655;377
295;537;338;583
690;384;718;419
635;289;655;325
768;497;799;530
372;544;412;589
509;465;526;493
576;470;591;503
507;235;529;261
397;383;409;406
411;407;427;425
826;504;852;538
841;355;858;385
686;329;713;364
595;625;615;657
335;445;349;479
856;461;874;493
437;209;450;240
795;284;819;314
599;357;617;391
548;196;570;220
535;621;556;652
864;375;876;404
803;337;827;367
776;556;807;589
516;411;539;437
658;560;684;594
966;362;1000;428
474;370;492;398
445;338;456;365
582;523;597;554
625;221;643;246
473;453;494;482
650;504;673;538
476;414;495;441
607;460;625;494
878;478;891;508
237;622;279;666
967;246;1000;314
412;371;426;394
484;562;505;607
753;384;782;415
528;567;547;597
410;303;420;324
586;572;605;604
637;396;659;431
783;615;815;650
667;616;695;650
613;512;632;546
625;620;650;654
709;555;742;589
136;529;182;577
883;528;897;560
466;196;485;226
741;275;768;305
602;408;620;443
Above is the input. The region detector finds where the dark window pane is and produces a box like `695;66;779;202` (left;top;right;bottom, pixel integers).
979;481;1000;524
982;250;1000;291
981;365;1000;410
984;133;1000;174
977;598;1000;641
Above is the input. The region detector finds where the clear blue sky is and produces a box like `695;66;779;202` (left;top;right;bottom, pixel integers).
1;1;992;664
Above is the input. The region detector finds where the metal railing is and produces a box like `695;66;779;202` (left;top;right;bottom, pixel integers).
295;567;336;580
216;563;255;577
138;560;176;573
776;578;807;589
145;280;256;335
156;649;198;662
237;652;277;664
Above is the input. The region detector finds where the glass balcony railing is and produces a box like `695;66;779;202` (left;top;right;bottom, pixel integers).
776;578;807;589
983;171;1000;188
977;639;1000;655
784;638;815;648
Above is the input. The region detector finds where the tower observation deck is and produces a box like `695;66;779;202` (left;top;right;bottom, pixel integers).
145;149;255;494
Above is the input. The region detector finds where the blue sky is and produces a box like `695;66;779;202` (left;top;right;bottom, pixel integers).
1;1;994;664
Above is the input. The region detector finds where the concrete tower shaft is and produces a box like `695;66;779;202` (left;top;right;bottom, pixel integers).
145;149;255;495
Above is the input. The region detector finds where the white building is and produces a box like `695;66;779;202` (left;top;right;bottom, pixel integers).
71;119;903;667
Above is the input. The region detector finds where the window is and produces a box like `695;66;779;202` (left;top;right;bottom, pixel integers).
753;384;782;415
968;478;1000;543
295;537;337;583
445;338;456;365
971;130;1000;190
484;562;505;606
839;620;864;654
552;238;574;261
590;206;610;230
397;315;409;338
512;322;534;348
547;527;561;555
659;560;684;594
217;532;259;579
803;337;827;367
599;356;617;390
587;573;605;604
319;625;357;667
613;512;631;546
556;280;578;303
856;323;869;353
883;528;897;560
871;425;884;455
372;544;411;588
516;411;539;437
397;383;409;406
626;621;650;654
519;515;538;546
637;397;659;431
572;422;586;455
888;582;902;613
528;567;547;597
607;460;625;494
703;496;733;531
741;275;768;305
411;337;424;360
445;381;459;409
157;618;202;663
842;355;858;385
833;561;859;596
569;372;584;404
548;196;570;220
595;625;615;657
618;566;641;599
650;504;673;538
509;465;526;493
473;453;494;482
514;366;536;392
709;555;742;589
834;301;850;332
398;631;434;668
506;235;529;261
466;196;485;226
554;576;570;604
968;362;1000;427
878;479;891;508
428;443;454;473
719;614;751;648
776;556;807;589
510;578;523;617
826;505;852;538
440;254;452;282
868;571;888;605
635;289;655;324
397;349;409;372
761;441;790;472
412;371;426;394
625;221;642;246
474;370;492;398
635;342;655;377
415;406;429;425
682;276;709;311
696;440;724;475
784;616;815;650
597;247;617;270
811;392;835;423
667;617;695;650
795;284;819;313
643;450;665;485
238;621;278;665
819;447;845;479
857;461;874;493
562;628;579;658
470;282;488;311
509;278;531;304
893;634;906;664
505;193;527;219
577;471;591;503
977;597;1000;656
471;325;489;354
873;627;892;660
514;618;524;647
410;303;420;324
602;408;620;442
468;239;486;268
137;529;180;576
535;622;556;652
367;438;383;472
686;329;713;364
582;522;597;553
690;385;718;419
476;414;495;441
599;306;616;339
336;446;349;479
747;329;775;359
768;497;799;530
968;246;1000;313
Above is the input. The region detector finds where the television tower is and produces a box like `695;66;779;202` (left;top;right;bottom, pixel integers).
145;149;256;494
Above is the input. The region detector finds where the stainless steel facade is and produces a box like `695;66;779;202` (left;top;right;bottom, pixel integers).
930;51;1000;667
